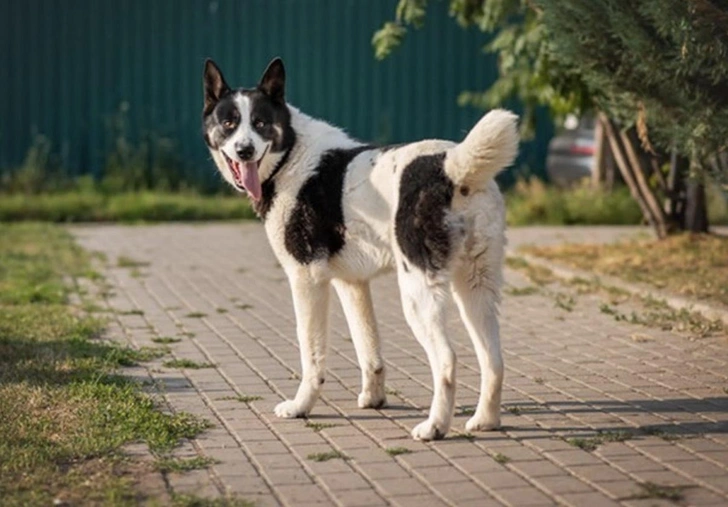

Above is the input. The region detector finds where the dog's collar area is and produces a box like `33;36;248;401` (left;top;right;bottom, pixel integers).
262;142;294;188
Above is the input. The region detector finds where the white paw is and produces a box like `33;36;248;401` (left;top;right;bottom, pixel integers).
465;412;500;432
274;399;307;419
358;390;387;409
411;419;447;441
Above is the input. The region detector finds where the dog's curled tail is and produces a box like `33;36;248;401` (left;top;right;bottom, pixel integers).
445;109;519;190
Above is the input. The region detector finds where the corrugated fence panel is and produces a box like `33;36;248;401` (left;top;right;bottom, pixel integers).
0;0;552;185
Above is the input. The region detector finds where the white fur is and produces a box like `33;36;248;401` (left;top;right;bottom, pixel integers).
212;104;518;440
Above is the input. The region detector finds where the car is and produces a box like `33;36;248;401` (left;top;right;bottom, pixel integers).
546;115;597;186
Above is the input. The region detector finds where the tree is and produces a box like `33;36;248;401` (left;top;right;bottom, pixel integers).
374;0;728;236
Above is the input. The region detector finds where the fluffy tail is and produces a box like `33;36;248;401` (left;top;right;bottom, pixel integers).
445;109;519;190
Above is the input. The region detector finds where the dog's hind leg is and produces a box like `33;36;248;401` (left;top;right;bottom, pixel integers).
451;267;504;432
398;265;456;441
274;274;330;419
332;279;387;409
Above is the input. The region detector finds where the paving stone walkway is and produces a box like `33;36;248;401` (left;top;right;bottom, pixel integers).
72;224;728;507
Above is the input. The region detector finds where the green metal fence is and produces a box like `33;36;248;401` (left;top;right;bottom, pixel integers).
0;0;552;188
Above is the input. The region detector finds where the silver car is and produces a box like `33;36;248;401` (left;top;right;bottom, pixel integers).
546;116;596;186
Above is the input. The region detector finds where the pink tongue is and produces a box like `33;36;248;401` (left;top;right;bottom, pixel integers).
241;162;261;201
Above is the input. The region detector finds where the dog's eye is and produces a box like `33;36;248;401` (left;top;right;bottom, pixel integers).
254;119;266;130
222;120;237;130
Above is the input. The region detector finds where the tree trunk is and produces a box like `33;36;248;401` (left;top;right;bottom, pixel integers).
683;180;709;232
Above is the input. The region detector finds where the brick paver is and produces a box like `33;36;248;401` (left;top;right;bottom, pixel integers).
73;224;728;506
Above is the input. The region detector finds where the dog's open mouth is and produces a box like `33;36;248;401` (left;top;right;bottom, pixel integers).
223;149;267;201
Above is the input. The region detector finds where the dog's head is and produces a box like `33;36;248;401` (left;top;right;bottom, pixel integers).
202;58;294;201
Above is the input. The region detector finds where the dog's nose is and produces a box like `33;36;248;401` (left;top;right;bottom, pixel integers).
236;144;255;161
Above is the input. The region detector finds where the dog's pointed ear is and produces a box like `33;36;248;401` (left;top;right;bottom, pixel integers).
203;59;230;115
258;57;285;103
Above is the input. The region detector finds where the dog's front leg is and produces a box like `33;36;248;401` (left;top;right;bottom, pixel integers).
332;279;387;409
274;274;330;419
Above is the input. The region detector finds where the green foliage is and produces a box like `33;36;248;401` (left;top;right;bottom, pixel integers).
0;223;212;505
535;0;728;177
0;191;255;222
506;178;642;225
373;0;592;135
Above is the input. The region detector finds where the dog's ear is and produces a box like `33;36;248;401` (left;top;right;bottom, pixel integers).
258;57;285;103
203;59;230;115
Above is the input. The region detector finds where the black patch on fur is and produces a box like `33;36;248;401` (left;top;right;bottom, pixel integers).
284;146;374;264
395;153;454;273
378;143;404;153
401;261;409;273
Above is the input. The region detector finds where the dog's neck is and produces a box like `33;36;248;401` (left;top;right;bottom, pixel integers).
259;105;363;185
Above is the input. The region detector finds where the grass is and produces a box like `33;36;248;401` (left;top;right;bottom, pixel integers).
163;359;215;369
218;395;263;403
117;255;150;268
171;494;255;507
0;223;212;505
0;191;256;222
492;453;511;464
185;312;208;319
305;421;338;432
152;336;183;344
155;456;218;473
506;179;642;226
522;233;728;307
629;482;689;502
385;447;413;456
307;451;349;462
505;285;539;296
564;430;634;451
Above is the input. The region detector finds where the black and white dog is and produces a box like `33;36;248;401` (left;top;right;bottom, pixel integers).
202;58;518;441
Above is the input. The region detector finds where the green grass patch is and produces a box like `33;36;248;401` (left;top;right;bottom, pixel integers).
117;255;150;268
305;421;339;432
306;450;349;462
0;223;211;505
0;191;256;223
185;312;207;319
505;285;539;296
565;430;634;452
163;359;214;369
506;179;642;226
218;395;263;404
492;452;511;464
629;482;690;502
155;456;218;473
385;447;413;456
152;336;182;344
171;494;255;507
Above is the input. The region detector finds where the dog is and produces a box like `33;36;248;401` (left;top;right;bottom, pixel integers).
202;58;518;441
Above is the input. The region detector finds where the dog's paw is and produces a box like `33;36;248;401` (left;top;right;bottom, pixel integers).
465;412;500;432
274;399;307;419
358;390;387;409
411;419;448;441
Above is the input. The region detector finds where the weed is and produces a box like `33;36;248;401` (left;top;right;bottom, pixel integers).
534;377;545;384
600;303;617;315
459;407;476;416
630;482;689;502
216;308;228;314
385;447;412;456
152;336;182;344
155;456;218;473
385;386;400;396
554;293;575;312
505;406;521;415
492;453;511;464
185;312;207;319
506;286;539;296
565;430;633;451
217;395;264;404
163;359;214;369
451;432;476;441
307;451;349;462
117;256;150;268
305;421;339;432
235;303;253;310
118;309;144;316
171;493;255;507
